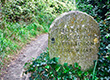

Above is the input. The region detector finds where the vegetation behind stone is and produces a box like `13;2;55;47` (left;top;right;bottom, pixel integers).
0;0;75;70
77;0;110;79
0;0;110;79
24;0;110;80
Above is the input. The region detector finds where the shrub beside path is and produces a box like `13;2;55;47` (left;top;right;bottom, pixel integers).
0;34;48;80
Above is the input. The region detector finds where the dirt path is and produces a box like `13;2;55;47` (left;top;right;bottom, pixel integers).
1;34;48;80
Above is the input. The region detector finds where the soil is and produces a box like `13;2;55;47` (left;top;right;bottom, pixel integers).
0;34;48;80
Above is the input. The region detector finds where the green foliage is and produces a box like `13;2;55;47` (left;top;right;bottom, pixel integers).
0;0;76;69
24;0;110;79
77;0;110;79
2;0;36;22
77;0;110;21
24;51;98;80
1;0;110;79
2;0;75;22
0;22;44;68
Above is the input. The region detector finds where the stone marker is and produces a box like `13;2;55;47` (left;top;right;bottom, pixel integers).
48;11;100;70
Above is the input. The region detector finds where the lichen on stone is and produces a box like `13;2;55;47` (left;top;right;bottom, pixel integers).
48;11;100;70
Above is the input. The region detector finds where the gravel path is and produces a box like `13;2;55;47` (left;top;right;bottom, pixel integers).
1;34;48;80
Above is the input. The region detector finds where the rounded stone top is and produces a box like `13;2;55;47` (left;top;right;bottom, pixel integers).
48;11;100;70
49;11;98;32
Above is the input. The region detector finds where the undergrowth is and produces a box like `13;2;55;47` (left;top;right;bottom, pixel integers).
77;0;110;79
0;0;110;79
0;0;75;71
24;0;110;80
24;50;98;80
0;21;44;70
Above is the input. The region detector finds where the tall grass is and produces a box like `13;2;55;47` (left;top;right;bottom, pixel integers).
0;21;44;69
0;0;76;70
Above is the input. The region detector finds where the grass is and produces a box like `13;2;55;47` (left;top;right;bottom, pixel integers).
0;21;43;70
92;60;98;80
0;19;55;71
0;0;76;70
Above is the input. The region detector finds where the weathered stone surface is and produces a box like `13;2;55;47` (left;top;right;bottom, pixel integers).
48;11;100;70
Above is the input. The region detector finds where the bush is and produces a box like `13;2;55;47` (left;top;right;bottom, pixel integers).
2;0;36;22
0;0;76;70
24;0;110;79
77;0;110;79
77;0;110;21
2;0;75;23
24;51;98;80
